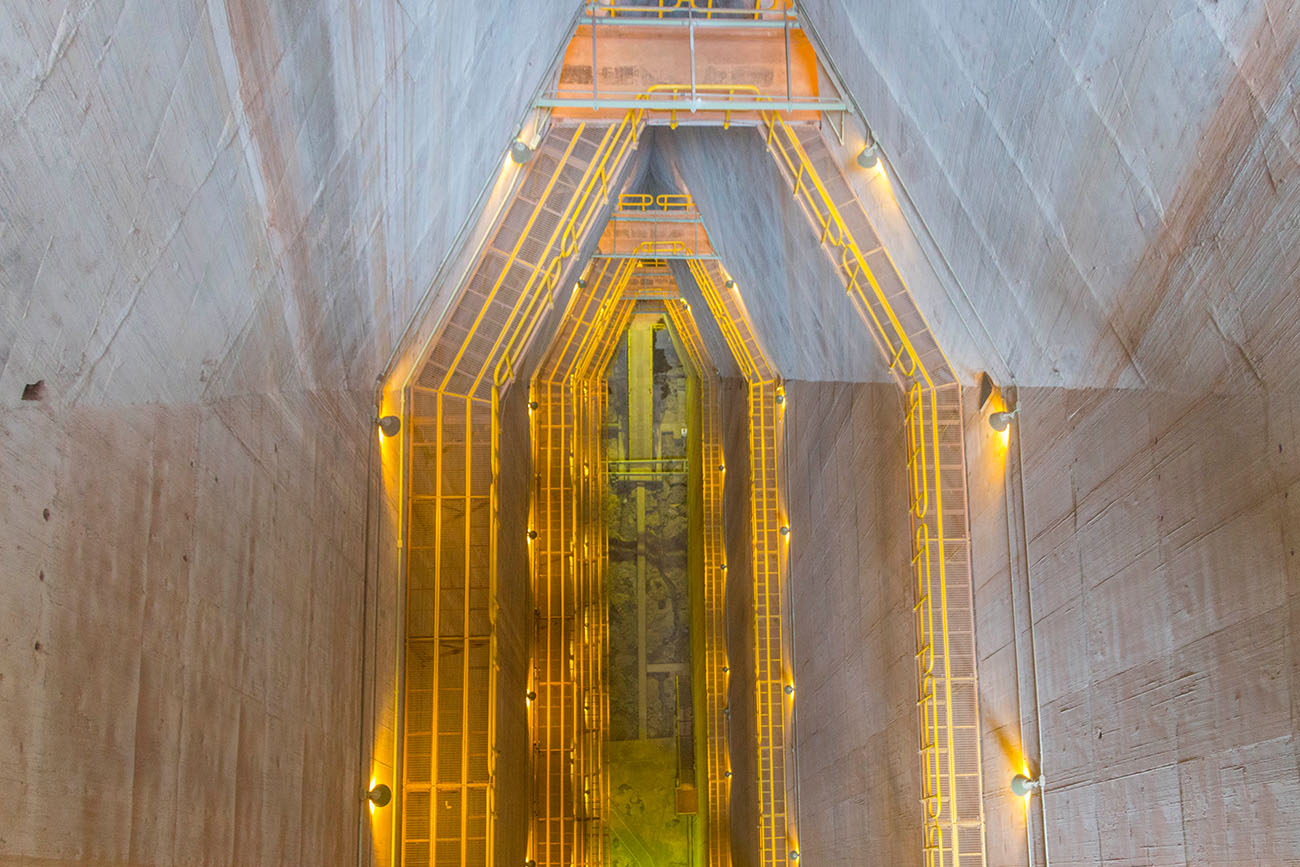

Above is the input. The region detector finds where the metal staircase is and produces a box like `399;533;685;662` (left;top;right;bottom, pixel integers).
403;118;639;867
761;113;986;867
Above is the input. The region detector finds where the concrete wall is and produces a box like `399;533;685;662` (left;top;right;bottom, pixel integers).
967;383;1300;864
1;389;372;863
784;380;918;865
0;2;576;864
651;129;891;384
803;0;1300;392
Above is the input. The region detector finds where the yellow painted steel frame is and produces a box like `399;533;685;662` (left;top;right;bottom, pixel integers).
589;0;794;22
618;192;696;211
530;252;764;867
663;300;733;867
760;111;986;866
402;115;640;867
529;260;637;867
690;258;792;866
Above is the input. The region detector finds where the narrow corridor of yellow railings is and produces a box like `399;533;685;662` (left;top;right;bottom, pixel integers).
686;255;790;867
758;111;985;866
664;300;732;867
528;260;637;867
405;116;642;867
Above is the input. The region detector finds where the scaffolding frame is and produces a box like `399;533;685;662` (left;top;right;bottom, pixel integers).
401;114;641;867
689;258;791;866
530;260;637;867
399;68;985;864
760;111;987;866
663;300;732;867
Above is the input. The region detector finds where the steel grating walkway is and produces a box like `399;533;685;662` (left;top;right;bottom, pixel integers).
402;116;640;867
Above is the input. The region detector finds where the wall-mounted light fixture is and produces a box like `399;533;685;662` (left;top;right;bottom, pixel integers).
789;849;801;862
366;783;392;808
526;690;537;702
784;684;794;696
510;139;535;164
376;415;401;437
780;525;790;536
1011;773;1041;798
989;408;1020;432
856;130;879;169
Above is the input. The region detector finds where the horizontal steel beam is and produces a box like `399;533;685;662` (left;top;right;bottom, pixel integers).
610;213;704;224
591;252;718;260
536;96;847;112
580;14;796;29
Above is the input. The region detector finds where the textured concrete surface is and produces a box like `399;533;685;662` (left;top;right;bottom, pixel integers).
1;1;576;407
967;384;1300;864
6;0;1300;863
784;381;918;866
0;1;574;864
650;128;893;384
804;0;1300;391
0;389;371;864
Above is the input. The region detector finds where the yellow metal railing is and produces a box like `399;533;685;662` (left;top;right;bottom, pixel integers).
589;0;795;22
618;192;697;211
760;112;938;384
759;112;985;866
528;260;637;867
663;300;733;867
531;248;786;866
689;257;790;866
403;119;641;867
647;83;765;129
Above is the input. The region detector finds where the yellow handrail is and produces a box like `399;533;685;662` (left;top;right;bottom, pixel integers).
760;111;933;387
758;111;985;866
406;117;645;867
588;0;793;22
664;300;733;867
488;109;645;391
647;83;763;129
617;192;697;211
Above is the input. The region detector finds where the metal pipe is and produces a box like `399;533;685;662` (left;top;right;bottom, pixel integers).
784;12;792;104
690;17;697;108
1009;391;1051;867
355;396;378;867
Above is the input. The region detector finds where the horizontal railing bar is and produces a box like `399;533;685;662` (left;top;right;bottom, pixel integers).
538;97;847;112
